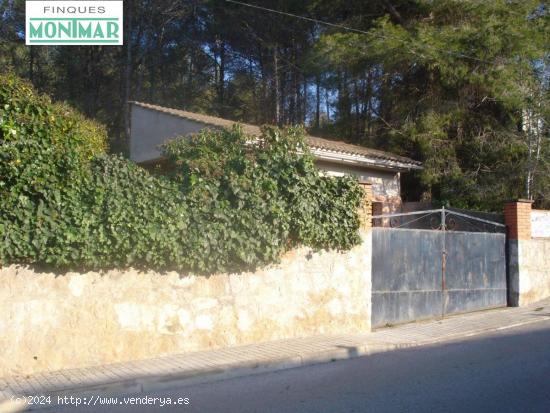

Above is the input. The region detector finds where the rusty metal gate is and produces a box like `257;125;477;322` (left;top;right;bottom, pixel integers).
371;207;507;328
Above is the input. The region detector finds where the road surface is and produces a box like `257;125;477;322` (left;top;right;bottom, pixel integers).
44;318;550;413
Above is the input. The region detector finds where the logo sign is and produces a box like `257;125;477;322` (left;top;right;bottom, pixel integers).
26;1;123;45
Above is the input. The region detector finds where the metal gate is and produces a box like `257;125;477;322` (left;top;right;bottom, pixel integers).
371;207;507;328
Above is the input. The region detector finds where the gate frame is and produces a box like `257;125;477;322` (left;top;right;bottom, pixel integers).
371;207;507;326
371;206;506;231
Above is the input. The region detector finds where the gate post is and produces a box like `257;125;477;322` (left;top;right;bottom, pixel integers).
358;183;373;331
441;207;447;317
504;199;533;306
358;183;373;231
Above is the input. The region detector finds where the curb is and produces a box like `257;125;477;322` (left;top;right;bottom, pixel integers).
0;343;399;413
3;313;550;412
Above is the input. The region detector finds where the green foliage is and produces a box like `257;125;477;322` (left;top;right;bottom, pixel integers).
3;0;550;210
81;155;190;269
1;75;363;273
163;125;364;272
313;0;550;211
0;74;107;265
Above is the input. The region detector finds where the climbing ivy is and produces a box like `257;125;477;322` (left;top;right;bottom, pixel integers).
163;125;364;272
0;74;363;273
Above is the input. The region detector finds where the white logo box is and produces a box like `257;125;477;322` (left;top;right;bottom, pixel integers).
26;1;123;45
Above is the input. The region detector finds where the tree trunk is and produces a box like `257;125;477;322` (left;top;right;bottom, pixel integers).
302;79;308;124
250;58;258;124
218;40;225;113
29;46;34;83
325;87;330;122
123;0;133;148
315;75;321;128
273;47;281;125
354;79;360;138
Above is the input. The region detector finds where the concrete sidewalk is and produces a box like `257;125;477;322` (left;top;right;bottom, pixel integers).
1;299;550;411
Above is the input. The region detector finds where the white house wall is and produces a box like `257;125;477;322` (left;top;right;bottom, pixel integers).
315;160;401;201
130;105;207;163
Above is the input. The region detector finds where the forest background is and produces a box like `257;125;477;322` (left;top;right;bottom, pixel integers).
1;0;549;211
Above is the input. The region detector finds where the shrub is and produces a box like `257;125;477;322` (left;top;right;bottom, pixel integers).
1;74;363;273
0;74;107;265
162;126;292;272
163;125;364;272
80;155;189;269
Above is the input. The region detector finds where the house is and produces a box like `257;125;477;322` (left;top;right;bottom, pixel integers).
129;101;422;207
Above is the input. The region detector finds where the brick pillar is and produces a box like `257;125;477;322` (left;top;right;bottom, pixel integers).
358;183;373;230
504;200;533;240
504;199;533;307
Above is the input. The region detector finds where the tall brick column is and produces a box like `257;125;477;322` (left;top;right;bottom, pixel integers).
504;200;533;240
504;199;533;306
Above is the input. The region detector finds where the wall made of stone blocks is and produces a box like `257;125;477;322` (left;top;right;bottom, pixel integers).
514;239;550;306
0;232;372;378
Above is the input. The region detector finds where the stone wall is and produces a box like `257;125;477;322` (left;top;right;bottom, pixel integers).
505;201;550;306
0;232;371;377
508;239;550;306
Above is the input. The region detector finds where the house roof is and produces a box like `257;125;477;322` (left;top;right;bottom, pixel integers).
130;101;422;171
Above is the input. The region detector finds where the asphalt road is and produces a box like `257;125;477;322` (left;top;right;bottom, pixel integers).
46;319;550;413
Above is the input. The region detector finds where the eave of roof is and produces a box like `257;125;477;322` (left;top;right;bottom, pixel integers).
130;101;423;171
